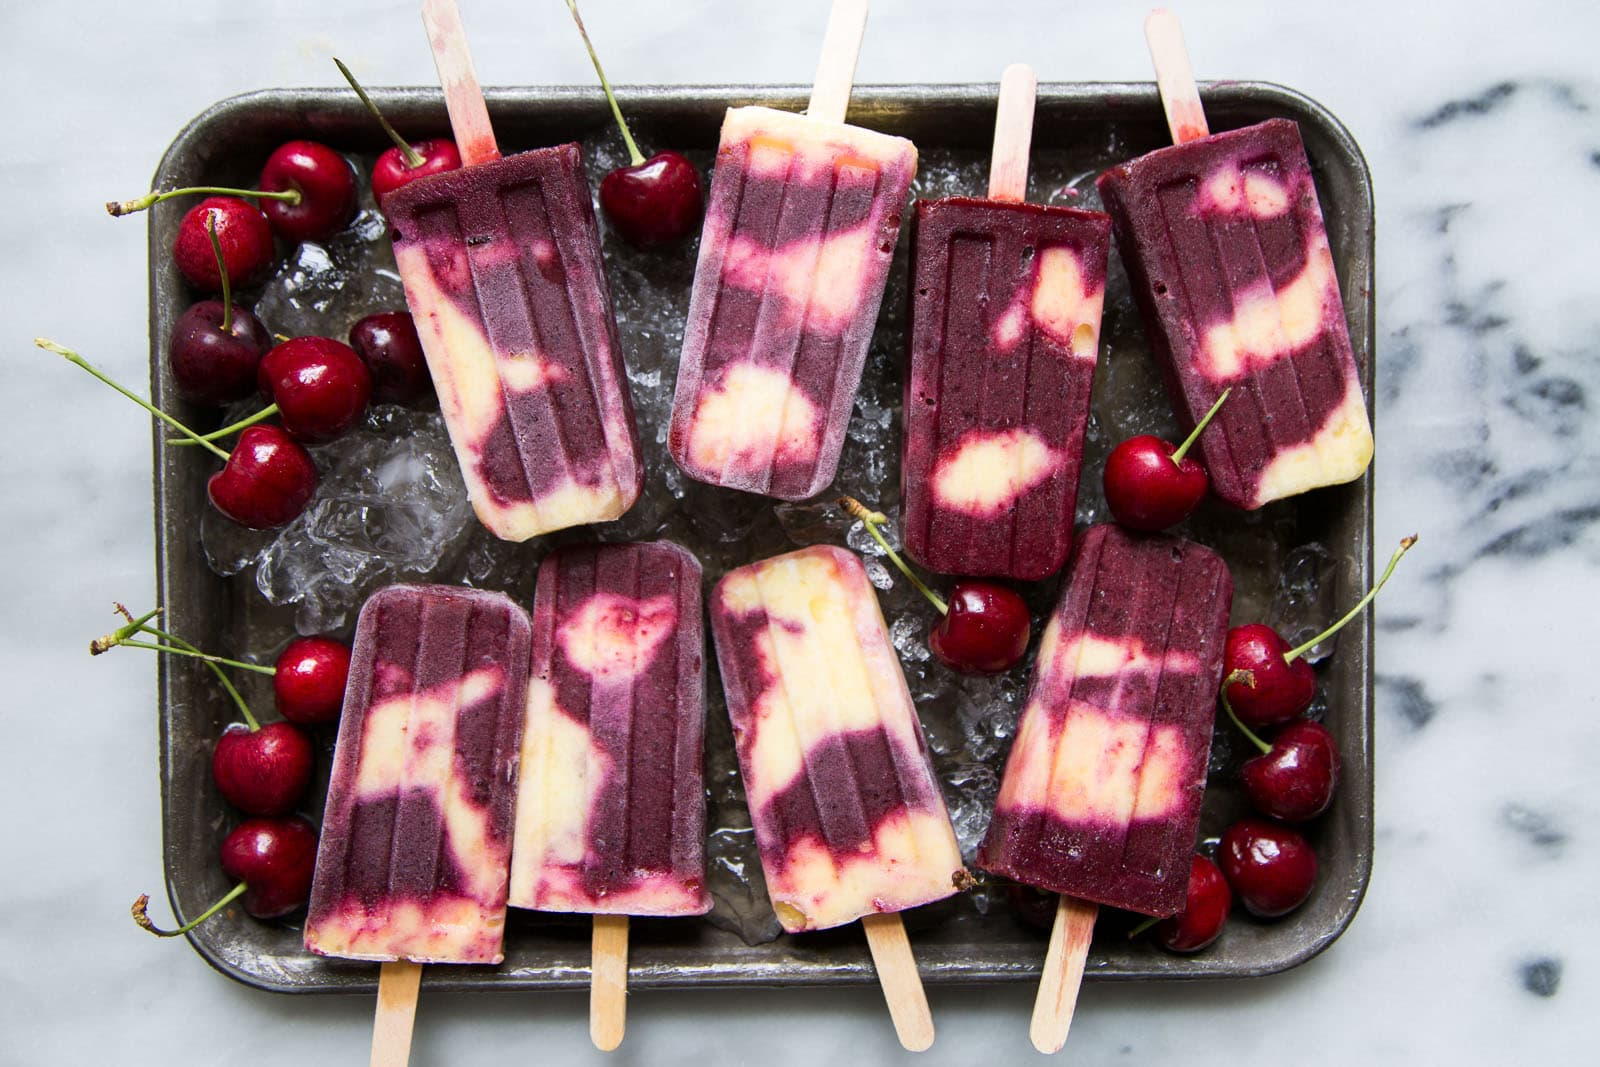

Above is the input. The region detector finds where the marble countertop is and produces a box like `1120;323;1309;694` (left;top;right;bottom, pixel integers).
1;0;1590;1062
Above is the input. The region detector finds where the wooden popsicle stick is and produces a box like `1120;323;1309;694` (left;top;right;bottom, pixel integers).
861;912;935;1052
590;915;630;1052
986;63;1037;202
1145;8;1209;144
370;960;423;1067
421;0;500;165
807;0;869;124
1029;896;1099;1054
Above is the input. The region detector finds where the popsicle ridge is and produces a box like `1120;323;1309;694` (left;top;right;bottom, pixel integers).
1096;118;1372;509
712;546;964;932
978;526;1231;917
305;585;532;964
385;145;642;539
670;107;917;499
509;542;711;917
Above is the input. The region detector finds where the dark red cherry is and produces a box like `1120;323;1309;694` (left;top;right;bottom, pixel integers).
257;140;357;243
1218;818;1318;918
929;580;1031;674
206;424;318;529
348;312;431;405
600;151;703;246
172;196;274;292
1223;624;1316;728
1152;855;1231;952
218;815;320;918
274;636;352;726
1240;721;1341;823
257;336;372;443
372;137;463;201
168;301;272;406
211;720;314;816
1103;434;1209;531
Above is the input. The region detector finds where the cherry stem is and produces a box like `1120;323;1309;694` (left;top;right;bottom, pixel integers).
207;215;233;333
94;605;265;731
837;497;948;614
169;403;279;447
35;339;231;461
565;0;645;167
131;882;248;937
1127;915;1159;939
1284;535;1419;664
106;186;300;218
110;639;276;677
1221;669;1272;755
333;57;426;170
1170;387;1230;467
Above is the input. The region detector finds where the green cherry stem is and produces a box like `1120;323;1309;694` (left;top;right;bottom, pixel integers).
1127;915;1159;939
132;883;248;937
168;403;279;447
1169;387;1230;467
838;496;948;615
92;604;264;731
333;57;425;170
1283;535;1419;664
208;215;233;332
107;186;300;218
35;339;231;461
1220;669;1272;755
565;0;645;167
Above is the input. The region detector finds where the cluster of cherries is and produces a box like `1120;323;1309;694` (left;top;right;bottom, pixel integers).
94;606;350;934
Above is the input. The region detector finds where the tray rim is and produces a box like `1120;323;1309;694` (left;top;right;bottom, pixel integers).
150;79;1376;995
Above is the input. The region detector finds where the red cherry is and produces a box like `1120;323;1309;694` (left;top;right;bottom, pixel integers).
1240;721;1341;823
274;636;352;725
219;816;320;918
1152;855;1231;952
1218;818;1318;918
929;580;1031;674
600;151;704;246
172;197;274;292
372;137;463;201
168;300;271;406
207;424;318;529
211;720;314;816
1103;435;1210;531
1223;624;1316;728
1103;387;1228;532
348;312;431;405
257;336;372;443
564;2;702;245
257;140;357;243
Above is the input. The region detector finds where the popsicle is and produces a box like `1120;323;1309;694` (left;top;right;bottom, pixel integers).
902;64;1110;580
509;540;709;1050
668;0;917;500
384;0;641;542
711;544;965;1050
977;523;1231;1051
1094;9;1372;511
304;583;532;1064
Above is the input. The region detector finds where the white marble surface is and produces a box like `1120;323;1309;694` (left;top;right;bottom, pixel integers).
1;0;1593;1062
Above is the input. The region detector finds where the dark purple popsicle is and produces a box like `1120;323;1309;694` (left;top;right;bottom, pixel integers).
978;524;1232;917
1096;118;1372;510
304;584;532;964
508;541;710;917
903;196;1110;580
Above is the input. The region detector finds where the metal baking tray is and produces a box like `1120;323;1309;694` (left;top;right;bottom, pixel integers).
150;81;1374;993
